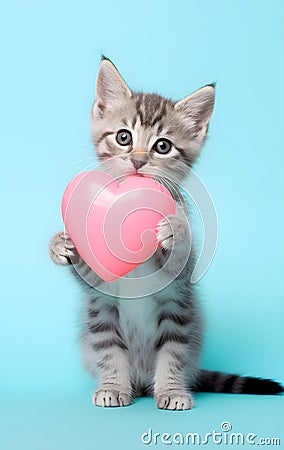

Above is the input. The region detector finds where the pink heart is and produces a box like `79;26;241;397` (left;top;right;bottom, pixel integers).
61;171;176;282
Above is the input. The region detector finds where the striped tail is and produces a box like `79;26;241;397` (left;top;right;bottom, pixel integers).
195;370;284;395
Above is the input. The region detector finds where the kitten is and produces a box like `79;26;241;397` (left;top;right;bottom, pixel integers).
49;57;283;409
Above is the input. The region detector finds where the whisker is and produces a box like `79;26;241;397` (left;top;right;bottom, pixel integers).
65;161;96;170
78;161;100;172
155;173;183;202
78;143;95;147
65;157;98;171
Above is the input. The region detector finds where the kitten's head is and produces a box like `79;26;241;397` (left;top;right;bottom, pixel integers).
91;57;215;183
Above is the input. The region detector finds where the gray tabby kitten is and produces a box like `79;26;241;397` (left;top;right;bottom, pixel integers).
49;58;283;409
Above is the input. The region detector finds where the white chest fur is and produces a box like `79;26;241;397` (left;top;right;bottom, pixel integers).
99;253;170;298
118;295;157;338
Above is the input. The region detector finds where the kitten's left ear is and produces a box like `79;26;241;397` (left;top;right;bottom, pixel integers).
174;84;215;139
93;57;132;116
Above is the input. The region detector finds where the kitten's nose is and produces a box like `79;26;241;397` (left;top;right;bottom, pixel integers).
131;158;147;170
130;149;148;170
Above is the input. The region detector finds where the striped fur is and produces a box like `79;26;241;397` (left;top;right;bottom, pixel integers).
49;58;283;410
195;370;283;395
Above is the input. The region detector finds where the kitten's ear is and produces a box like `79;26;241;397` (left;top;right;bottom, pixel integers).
93;58;132;116
174;85;215;139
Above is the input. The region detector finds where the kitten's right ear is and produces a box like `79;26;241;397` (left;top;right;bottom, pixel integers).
92;58;132;116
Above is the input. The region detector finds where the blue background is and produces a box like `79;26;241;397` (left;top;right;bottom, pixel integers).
1;1;283;449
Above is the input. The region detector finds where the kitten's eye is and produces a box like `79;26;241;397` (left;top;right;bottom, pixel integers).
116;129;132;146
153;138;172;155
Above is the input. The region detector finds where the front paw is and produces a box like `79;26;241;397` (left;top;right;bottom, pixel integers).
92;387;131;407
157;214;189;250
155;390;194;410
49;231;78;265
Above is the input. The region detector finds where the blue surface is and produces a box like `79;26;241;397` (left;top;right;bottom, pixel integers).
1;394;284;449
1;0;284;449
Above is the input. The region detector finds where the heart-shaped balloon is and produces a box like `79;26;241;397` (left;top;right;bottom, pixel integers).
61;171;176;281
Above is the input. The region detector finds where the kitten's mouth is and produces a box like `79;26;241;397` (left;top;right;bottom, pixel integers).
134;169;153;179
126;172;152;180
118;172;153;182
136;173;153;179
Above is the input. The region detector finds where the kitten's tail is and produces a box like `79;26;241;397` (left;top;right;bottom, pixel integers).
195;370;283;395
